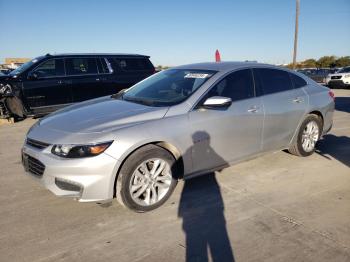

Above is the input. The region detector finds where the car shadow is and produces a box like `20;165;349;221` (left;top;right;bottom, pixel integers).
176;131;235;262
335;97;350;113
316;134;350;168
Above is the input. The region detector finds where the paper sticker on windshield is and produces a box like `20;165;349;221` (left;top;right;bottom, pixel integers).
184;73;210;79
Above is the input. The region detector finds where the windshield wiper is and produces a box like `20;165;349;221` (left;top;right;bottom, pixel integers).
123;97;155;106
111;88;127;99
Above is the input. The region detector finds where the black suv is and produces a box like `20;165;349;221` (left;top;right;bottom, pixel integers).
0;53;155;118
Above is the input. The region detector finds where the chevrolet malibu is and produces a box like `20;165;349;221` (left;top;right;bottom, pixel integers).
22;62;334;212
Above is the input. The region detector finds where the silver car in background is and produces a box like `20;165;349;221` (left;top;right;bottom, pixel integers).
22;62;334;212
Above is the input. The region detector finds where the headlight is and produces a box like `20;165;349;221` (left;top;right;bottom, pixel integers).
344;74;350;78
51;141;113;158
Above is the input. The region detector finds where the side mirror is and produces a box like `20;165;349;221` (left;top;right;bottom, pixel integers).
202;96;232;109
27;72;39;80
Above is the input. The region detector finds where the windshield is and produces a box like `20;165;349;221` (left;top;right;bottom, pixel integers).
9;57;43;76
337;67;350;73
122;69;216;106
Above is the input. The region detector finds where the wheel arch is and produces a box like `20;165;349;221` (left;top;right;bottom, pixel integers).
112;141;184;198
308;110;324;129
289;110;325;147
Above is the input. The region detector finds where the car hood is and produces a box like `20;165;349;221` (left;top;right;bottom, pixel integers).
38;96;169;134
0;75;11;81
328;73;346;77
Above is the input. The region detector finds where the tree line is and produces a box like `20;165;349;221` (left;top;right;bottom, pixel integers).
286;55;350;69
156;55;350;70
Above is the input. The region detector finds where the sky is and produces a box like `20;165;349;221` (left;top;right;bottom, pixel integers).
0;0;349;66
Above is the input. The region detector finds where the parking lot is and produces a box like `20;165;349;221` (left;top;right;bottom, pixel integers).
0;88;349;262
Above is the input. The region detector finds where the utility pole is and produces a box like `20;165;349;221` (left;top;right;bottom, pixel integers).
292;0;300;69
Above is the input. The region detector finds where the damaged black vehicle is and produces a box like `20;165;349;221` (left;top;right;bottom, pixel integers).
0;53;155;119
0;81;26;120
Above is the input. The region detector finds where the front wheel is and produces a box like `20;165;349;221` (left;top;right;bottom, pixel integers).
288;114;322;157
116;145;178;212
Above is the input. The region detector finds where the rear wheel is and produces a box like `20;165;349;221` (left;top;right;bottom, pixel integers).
288;114;322;157
116;145;178;212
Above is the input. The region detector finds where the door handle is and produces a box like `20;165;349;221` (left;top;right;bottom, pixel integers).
58;80;72;84
292;97;302;103
247;106;259;113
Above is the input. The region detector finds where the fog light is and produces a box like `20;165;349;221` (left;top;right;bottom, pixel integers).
55;178;82;192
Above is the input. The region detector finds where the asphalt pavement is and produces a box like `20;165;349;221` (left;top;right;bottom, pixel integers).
0;89;349;262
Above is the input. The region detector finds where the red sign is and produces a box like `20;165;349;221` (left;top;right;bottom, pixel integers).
215;49;221;62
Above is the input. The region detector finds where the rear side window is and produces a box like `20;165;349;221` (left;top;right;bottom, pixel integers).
65;58;98;75
111;58;153;71
254;68;293;95
32;59;65;78
290;73;307;88
208;69;255;102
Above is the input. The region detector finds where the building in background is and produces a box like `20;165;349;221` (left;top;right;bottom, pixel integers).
1;58;31;70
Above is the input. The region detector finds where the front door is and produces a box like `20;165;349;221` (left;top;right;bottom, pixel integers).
23;58;72;112
189;69;264;174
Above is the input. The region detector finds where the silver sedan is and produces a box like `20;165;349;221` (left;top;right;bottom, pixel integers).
22;62;334;211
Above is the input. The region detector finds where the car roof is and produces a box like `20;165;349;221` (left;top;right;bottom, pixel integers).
43;53;150;58
173;61;281;72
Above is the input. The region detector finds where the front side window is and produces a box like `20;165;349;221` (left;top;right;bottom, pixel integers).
32;59;65;78
65;58;98;75
254;68;293;95
121;69;216;106
206;69;255;102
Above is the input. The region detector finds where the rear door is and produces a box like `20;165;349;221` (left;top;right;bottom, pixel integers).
96;57;118;95
22;58;72;111
65;57;105;102
253;68;308;151
189;69;264;173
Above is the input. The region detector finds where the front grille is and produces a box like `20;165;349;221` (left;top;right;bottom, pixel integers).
328;80;347;88
331;75;342;80
26;138;50;150
22;154;45;177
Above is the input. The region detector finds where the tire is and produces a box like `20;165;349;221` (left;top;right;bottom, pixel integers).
116;144;178;212
288;114;322;157
5;96;26;118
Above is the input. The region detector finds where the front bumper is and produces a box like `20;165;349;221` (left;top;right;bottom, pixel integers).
21;143;119;202
327;80;350;88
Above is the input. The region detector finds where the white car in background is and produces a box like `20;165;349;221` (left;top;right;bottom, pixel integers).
326;66;350;88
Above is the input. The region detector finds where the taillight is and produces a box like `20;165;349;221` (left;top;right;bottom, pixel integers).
328;90;335;101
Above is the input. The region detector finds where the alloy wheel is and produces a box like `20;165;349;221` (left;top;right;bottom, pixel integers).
301;121;319;152
129;158;172;206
